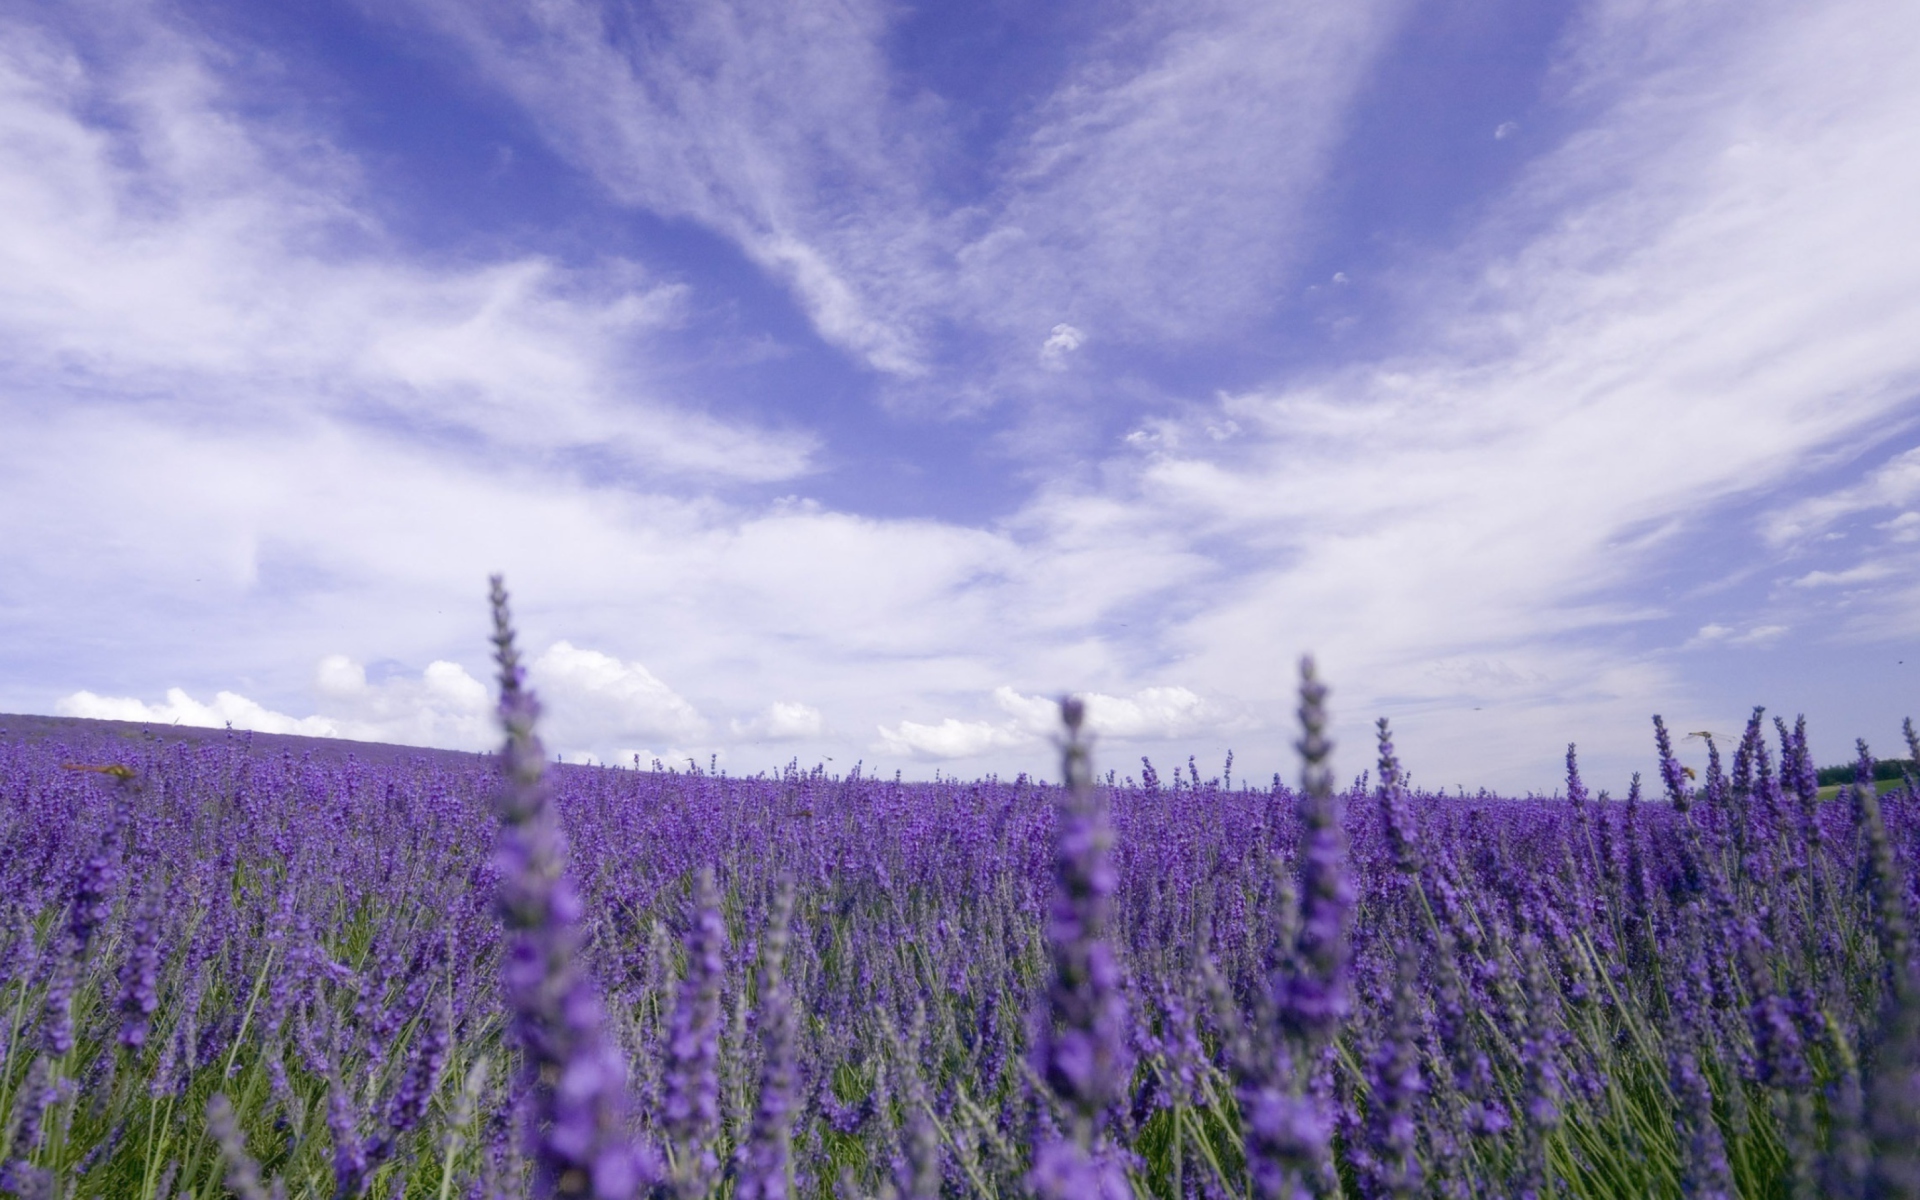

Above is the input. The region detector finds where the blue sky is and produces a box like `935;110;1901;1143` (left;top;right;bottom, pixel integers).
3;0;1917;792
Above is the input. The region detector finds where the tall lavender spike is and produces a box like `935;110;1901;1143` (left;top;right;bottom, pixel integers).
662;869;725;1199
1027;695;1133;1200
1241;658;1349;1200
1850;739;1911;993
1668;1047;1734;1200
1867;956;1920;1198
488;575;641;1200
1276;657;1351;1044
1374;719;1421;878
116;885;162;1050
206;1093;285;1200
326;1081;369;1200
734;884;798;1200
1361;953;1425;1200
1653;715;1691;812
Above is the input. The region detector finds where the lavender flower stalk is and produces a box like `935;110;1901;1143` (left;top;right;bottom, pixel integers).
1374;719;1421;878
1361;954;1425;1200
207;1093;285;1200
488;575;640;1200
1028;695;1132;1199
1276;657;1351;1044
734;884;797;1200
662;868;725;1199
1850;738;1911;990
117;885;163;1050
1242;657;1349;1200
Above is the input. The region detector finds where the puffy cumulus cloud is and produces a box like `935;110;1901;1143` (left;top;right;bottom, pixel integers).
992;685;1224;740
877;684;1231;761
528;642;706;750
1038;323;1084;370
730;701;826;741
57;687;341;737
875;717;1030;761
308;656;494;747
54;656;495;748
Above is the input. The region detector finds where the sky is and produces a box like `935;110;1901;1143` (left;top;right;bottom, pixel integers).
2;0;1917;793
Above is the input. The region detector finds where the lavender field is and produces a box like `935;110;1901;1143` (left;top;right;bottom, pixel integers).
3;590;1919;1199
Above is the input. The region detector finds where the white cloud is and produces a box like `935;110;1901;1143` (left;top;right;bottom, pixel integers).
1764;448;1920;545
57;687;341;738
0;9;812;482
394;0;1404;386
529;642;706;747
1881;512;1920;543
877;684;1231;762
1790;563;1895;589
1039;323;1085;369
53;655;493;746
1687;623;1788;648
388;0;931;376
875;717;1029;761
730;701;826;741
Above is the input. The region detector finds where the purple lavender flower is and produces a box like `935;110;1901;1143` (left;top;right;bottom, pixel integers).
68;835;118;951
1032;695;1132;1138
208;1093;285;1200
386;1002;451;1138
895;1106;942;1200
1027;1139;1132;1200
117;885;163;1050
0;1059;56;1191
1240;1085;1332;1200
1850;738;1911;988
1276;658;1351;1044
1374;719;1421;877
1668;1047;1733;1200
486;576;641;1200
1237;658;1349;1200
1029;695;1134;1197
662;868;725;1198
734;885;798;1200
38;958;75;1058
329;1079;370;1199
1868;958;1920;1198
1360;955;1425;1200
1653;715;1694;813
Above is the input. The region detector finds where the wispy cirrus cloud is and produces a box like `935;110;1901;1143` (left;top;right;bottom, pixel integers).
392;0;1406;395
0;7;812;482
1046;0;1920;777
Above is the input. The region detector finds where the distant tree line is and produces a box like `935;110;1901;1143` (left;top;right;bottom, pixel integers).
1815;757;1918;786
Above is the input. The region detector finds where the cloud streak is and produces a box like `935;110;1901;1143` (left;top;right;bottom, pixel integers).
0;8;812;482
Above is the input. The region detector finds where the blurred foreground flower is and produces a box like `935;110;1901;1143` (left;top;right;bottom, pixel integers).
489;575;647;1199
